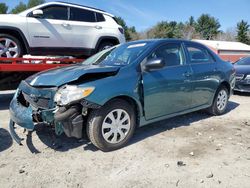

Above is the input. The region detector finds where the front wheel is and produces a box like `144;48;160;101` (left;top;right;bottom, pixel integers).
87;99;136;151
208;86;229;115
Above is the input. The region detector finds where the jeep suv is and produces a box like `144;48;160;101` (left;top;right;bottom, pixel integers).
0;1;125;58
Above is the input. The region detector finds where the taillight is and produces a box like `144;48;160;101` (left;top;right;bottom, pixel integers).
118;27;124;34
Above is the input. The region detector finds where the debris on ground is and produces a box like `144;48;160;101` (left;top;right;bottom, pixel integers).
206;172;214;178
189;152;194;156
200;179;204;183
177;161;186;167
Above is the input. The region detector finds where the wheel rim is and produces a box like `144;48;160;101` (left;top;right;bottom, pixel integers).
217;89;228;111
102;109;131;144
0;37;19;58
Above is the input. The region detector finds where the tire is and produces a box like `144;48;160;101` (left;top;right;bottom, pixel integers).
0;34;23;58
207;85;229;115
87;99;136;151
97;41;115;52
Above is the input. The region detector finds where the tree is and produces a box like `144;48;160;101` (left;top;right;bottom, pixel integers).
10;0;45;14
27;0;45;8
115;17;138;41
147;21;182;39
236;20;250;44
0;3;8;14
195;14;221;40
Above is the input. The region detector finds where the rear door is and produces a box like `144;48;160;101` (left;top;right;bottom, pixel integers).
142;42;193;120
184;42;220;107
27;5;73;47
69;7;101;49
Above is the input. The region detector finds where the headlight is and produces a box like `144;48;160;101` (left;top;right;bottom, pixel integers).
54;85;95;105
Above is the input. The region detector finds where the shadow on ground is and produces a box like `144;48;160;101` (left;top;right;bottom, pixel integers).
23;101;239;153
234;91;250;97
0;92;15;110
0;128;13;152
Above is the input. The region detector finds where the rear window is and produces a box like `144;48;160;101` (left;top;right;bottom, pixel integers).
186;44;215;64
70;7;96;22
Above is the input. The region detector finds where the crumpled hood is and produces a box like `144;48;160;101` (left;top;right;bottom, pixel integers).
234;65;250;75
25;64;120;87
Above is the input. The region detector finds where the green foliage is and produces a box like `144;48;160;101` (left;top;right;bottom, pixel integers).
0;3;8;14
27;0;45;9
115;16;139;41
147;21;182;39
10;2;27;14
195;14;221;40
11;0;45;14
236;20;250;44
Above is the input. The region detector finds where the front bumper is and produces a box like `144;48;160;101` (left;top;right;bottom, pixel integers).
234;80;250;92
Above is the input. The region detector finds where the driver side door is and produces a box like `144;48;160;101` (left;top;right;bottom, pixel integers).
142;42;193;120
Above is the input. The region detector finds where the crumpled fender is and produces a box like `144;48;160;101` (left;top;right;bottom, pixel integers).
9;97;34;131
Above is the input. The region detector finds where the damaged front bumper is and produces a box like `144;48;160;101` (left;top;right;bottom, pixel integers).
9;81;101;145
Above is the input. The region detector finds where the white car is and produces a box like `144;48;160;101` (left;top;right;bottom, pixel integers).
0;1;125;58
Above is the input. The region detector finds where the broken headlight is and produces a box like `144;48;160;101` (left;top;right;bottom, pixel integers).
54;85;95;106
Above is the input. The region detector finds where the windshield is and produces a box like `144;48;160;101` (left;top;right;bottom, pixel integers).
82;42;152;66
235;57;250;65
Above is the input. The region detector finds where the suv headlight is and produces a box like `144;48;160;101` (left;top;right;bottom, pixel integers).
54;85;95;105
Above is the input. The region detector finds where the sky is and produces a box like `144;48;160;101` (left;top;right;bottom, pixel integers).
3;0;250;32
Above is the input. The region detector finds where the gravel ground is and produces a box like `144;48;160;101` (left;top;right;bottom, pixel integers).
0;90;250;188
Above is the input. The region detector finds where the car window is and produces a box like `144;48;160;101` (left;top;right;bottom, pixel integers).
186;45;214;64
70;7;96;22
235;57;250;65
42;6;68;20
96;13;105;22
148;43;184;67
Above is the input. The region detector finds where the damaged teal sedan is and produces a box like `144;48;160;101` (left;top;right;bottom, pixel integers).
9;39;236;151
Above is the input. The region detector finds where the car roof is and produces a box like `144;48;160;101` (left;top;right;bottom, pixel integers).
125;39;199;45
19;1;114;17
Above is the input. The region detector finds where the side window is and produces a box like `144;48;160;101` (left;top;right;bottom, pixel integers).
42;6;68;20
96;13;105;22
70;7;96;22
186;45;215;64
148;43;184;67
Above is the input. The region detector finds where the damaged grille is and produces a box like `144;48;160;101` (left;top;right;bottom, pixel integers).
22;92;50;109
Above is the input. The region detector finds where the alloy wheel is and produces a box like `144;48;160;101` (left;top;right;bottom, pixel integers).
0;37;19;58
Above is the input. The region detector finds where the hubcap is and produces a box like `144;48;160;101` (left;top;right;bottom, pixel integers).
217;89;228;111
0;37;19;58
102;109;131;144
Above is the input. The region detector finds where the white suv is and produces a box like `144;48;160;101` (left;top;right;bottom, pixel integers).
0;1;125;58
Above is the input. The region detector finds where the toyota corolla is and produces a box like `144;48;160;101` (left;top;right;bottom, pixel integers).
9;39;236;151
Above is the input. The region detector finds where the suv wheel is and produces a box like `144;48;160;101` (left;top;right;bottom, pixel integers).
87;99;136;151
97;41;115;52
208;85;229;115
0;34;23;58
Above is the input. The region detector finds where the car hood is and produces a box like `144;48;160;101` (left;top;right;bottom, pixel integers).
234;65;250;75
25;64;120;87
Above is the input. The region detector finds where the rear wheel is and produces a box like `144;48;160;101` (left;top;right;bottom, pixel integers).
87;99;136;151
208;86;229;115
0;34;23;58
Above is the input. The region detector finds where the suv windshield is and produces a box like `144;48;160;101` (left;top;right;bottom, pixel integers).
235;57;250;65
83;42;152;66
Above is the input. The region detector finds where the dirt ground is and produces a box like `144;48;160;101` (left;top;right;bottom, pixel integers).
0;90;249;188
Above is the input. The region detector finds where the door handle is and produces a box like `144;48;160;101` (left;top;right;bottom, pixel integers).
183;72;192;77
95;25;102;29
62;23;70;27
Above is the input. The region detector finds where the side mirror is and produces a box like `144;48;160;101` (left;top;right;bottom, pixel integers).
32;9;43;18
144;58;165;71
